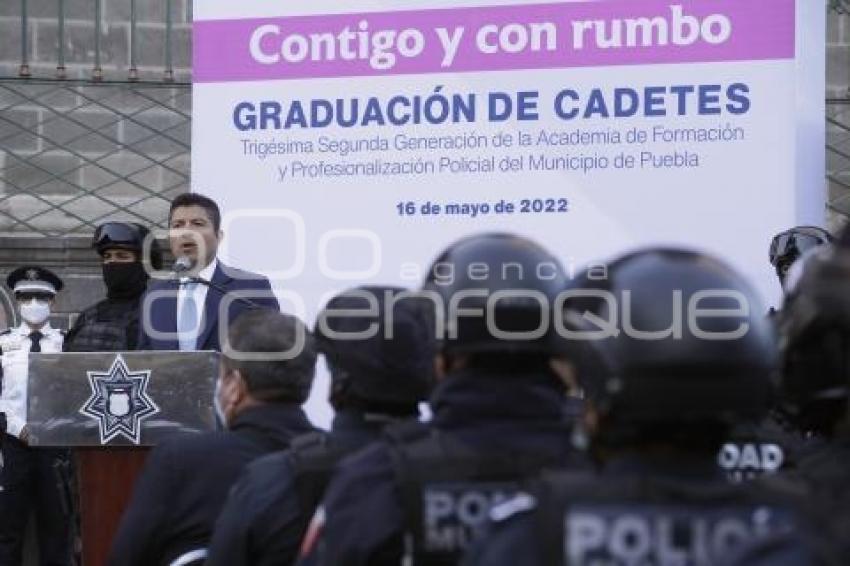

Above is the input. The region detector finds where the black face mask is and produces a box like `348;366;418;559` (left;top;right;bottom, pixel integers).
102;262;148;300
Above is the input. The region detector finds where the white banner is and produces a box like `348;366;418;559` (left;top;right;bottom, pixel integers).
193;0;824;426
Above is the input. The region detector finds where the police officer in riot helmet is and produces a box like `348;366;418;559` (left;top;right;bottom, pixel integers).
717;228;835;481
205;286;434;566
775;226;850;518
720;244;817;481
464;248;828;566
723;229;850;565
63;223;162;565
65;221;163;352
306;233;588;566
776;238;850;441
769;226;833;288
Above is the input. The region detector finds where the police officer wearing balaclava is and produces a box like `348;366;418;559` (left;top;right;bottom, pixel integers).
305;233;588;565
206;286;434;566
62;222;163;566
0;266;72;565
65;221;163;352
464;248;830;566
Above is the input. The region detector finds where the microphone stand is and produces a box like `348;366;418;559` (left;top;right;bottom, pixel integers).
180;275;268;310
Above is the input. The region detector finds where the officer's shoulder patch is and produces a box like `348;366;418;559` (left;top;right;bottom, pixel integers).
0;330;24;352
489;492;537;523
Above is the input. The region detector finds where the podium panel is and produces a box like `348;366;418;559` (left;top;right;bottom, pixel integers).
77;447;150;566
26;351;219;446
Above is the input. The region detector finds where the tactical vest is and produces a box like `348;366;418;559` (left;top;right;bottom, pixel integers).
287;430;370;518
533;471;806;566
64;300;140;353
385;420;565;566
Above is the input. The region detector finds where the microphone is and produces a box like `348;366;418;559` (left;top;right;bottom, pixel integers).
172;256;194;275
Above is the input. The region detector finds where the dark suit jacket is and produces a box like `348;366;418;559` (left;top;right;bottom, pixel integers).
136;261;280;352
108;404;316;566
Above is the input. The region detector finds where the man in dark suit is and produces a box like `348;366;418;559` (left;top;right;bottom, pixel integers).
138;193;280;352
109;309;317;566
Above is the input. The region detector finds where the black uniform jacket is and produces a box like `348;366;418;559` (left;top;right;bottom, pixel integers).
108;404;315;566
313;370;586;566
206;410;389;566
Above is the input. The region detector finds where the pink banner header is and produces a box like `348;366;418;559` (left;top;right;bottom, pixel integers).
193;0;795;83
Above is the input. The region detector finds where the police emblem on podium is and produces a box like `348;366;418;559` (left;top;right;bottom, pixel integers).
79;355;159;444
25;351;219;446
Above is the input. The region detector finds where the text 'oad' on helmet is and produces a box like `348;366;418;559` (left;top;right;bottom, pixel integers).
562;248;776;429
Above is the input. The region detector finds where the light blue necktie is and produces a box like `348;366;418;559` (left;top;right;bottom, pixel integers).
178;281;199;351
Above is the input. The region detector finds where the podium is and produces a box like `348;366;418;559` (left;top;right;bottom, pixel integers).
26;351;219;566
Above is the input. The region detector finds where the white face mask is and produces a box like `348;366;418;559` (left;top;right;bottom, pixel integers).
19;299;51;326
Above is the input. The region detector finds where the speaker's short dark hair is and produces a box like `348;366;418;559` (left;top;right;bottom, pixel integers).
169;193;221;232
222;309;316;404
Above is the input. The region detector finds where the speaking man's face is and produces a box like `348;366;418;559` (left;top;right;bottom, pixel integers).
169;205;222;268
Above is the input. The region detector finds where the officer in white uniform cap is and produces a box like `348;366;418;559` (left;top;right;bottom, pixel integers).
0;265;72;565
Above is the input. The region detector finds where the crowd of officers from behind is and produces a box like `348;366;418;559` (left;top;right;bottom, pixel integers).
3;220;850;565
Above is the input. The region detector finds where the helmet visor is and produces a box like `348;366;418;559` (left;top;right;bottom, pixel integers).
769;228;830;266
92;222;143;251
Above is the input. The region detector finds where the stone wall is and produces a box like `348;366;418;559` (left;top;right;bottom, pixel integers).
0;0;191;237
0;0;192;82
829;5;850;229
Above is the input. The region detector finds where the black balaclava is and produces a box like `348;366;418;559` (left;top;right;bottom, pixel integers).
103;261;148;300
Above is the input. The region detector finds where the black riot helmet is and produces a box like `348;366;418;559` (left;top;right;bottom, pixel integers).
777;231;850;435
314;286;434;414
565;248;776;432
769;226;833;284
92;222;163;270
422;233;570;358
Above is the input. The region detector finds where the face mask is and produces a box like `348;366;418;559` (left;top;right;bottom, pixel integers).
20;299;51;326
102;262;148;300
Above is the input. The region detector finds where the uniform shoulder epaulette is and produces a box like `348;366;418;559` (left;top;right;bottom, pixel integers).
489;492;537;523
0;329;21;354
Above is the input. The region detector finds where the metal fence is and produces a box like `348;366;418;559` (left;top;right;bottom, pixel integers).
831;0;850;15
0;79;190;235
828;99;850;219
0;0;191;237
